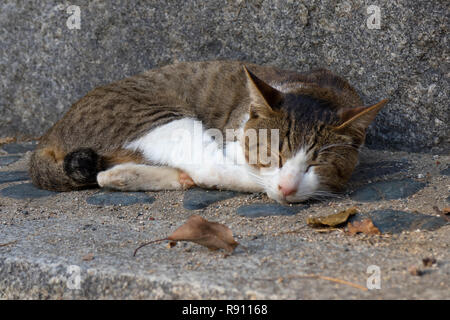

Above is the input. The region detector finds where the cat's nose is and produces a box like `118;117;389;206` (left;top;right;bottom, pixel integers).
278;184;297;197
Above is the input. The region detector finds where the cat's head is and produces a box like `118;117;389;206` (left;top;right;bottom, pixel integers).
242;66;388;203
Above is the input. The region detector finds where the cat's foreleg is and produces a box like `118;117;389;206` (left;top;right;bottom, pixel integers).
178;162;263;193
97;163;194;191
123;118;264;193
181;138;265;193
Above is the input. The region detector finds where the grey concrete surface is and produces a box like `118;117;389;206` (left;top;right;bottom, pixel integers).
1;216;448;299
0;144;449;299
0;1;449;152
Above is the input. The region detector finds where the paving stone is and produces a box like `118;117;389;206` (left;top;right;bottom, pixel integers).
0;171;30;183
86;192;154;206
440;166;450;176
2;142;36;154
236;203;309;218
350;209;448;234
350;160;409;182
0;183;58;199
183;188;238;210
0;155;22;166
350;179;426;202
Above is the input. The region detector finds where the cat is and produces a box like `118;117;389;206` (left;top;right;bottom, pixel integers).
29;60;387;203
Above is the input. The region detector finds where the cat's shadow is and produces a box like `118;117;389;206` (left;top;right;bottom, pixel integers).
349;160;410;184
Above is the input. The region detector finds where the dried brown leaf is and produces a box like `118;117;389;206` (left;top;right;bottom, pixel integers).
167;215;239;252
133;215;239;256
347;219;381;235
306;207;358;228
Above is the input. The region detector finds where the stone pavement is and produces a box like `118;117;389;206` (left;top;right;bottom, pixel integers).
0;142;449;299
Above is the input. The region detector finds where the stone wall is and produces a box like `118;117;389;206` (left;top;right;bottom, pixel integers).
0;0;448;152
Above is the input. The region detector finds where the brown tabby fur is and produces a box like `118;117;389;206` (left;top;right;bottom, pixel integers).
29;60;386;193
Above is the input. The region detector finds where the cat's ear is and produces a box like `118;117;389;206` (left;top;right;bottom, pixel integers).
243;66;283;118
333;99;388;132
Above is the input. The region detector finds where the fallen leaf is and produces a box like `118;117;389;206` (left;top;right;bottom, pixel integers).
82;253;94;261
347;219;381;235
168;215;239;252
306;207;358;228
422;257;437;267
134;215;239;256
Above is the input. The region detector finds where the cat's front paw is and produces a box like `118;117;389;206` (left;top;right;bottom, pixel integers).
178;171;195;189
97;167;139;190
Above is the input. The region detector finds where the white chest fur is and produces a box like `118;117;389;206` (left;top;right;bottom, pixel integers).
125;118;262;192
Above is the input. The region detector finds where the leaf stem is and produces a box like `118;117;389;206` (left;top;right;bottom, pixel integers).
133;238;168;257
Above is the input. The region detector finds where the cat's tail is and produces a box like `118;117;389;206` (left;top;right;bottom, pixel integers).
63;148;106;187
30;145;146;191
29;147;106;191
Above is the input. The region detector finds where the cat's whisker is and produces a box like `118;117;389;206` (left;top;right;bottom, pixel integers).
288;189;342;203
248;171;264;181
247;171;267;188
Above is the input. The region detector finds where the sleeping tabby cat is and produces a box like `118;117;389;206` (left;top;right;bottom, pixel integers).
29;60;387;203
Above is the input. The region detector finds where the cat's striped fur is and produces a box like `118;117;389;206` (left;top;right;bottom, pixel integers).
29;60;387;203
